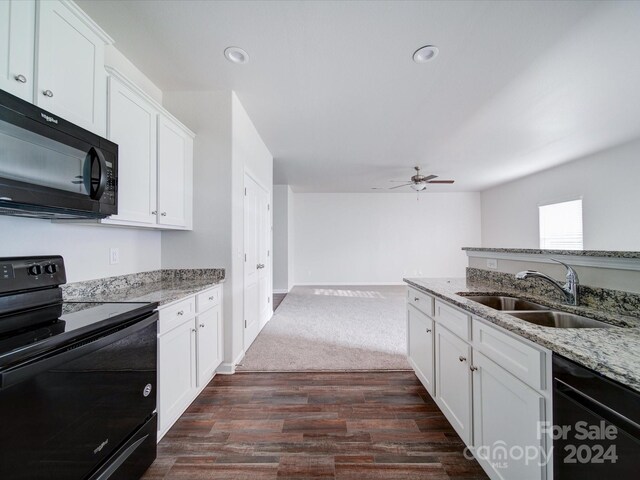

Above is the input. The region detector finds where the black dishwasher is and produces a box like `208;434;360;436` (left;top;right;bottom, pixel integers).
553;354;640;479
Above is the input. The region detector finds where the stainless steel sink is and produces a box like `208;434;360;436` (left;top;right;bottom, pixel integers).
507;311;613;329
464;295;548;311
463;294;614;328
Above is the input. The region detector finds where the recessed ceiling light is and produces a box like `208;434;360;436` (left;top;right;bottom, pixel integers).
413;45;439;63
224;46;249;64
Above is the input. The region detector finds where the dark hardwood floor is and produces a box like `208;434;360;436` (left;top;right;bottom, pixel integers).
273;293;287;311
144;371;488;479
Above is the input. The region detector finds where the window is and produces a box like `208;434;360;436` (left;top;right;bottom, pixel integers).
539;199;583;250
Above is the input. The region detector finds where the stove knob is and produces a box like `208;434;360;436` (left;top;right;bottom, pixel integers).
28;265;42;276
44;264;57;274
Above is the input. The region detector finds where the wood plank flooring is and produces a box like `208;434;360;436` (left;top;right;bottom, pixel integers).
144;372;487;479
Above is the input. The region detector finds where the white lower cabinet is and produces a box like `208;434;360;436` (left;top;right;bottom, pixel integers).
472;351;546;480
406;286;550;480
158;316;197;435
435;324;473;445
407;305;435;395
158;285;223;440
196;303;223;387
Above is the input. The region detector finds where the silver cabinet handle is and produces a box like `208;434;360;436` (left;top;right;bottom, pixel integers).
177;310;184;316
199;323;205;328
191;328;196;333
425;328;432;333
43;89;53;97
414;297;419;301
14;74;27;83
459;356;467;362
151;210;157;215
470;366;478;372
161;212;167;216
256;264;265;269
208;296;214;300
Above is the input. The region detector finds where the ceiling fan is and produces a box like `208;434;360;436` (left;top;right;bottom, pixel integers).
388;166;455;191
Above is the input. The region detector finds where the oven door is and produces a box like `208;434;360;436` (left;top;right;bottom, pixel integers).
0;90;117;218
0;312;157;480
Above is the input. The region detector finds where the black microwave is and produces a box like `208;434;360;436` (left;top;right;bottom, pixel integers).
0;89;118;219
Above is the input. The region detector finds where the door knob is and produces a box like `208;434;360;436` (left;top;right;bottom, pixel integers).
14;74;27;83
43;89;54;97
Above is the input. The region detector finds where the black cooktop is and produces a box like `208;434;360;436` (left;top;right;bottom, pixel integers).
0;300;158;369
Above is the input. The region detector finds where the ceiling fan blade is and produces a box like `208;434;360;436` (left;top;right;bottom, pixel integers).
389;180;411;182
423;175;438;181
388;183;413;190
427;180;455;184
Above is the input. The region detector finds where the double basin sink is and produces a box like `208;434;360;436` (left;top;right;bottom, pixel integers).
464;295;613;328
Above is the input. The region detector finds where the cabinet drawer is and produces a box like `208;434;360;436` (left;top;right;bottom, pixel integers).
435;300;470;341
196;286;221;313
473;320;546;390
159;297;196;335
408;288;434;317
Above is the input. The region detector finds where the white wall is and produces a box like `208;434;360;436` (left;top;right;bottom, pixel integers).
287;189;295;291
0;219;161;283
481;138;640;250
231;93;273;362
273;185;291;292
161;91;272;371
292;192;481;284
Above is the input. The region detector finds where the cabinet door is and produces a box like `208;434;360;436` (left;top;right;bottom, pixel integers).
196;303;222;387
0;0;35;101
107;76;158;225
158;319;197;435
435;325;472;445
36;0;106;134
472;351;546;480
157;115;192;228
407;305;435;396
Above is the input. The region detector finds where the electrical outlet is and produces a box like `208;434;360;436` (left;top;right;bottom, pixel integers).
110;248;120;265
486;258;498;269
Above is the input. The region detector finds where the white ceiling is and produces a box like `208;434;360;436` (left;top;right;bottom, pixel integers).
77;0;640;192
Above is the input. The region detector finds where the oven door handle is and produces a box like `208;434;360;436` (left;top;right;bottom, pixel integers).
0;312;157;390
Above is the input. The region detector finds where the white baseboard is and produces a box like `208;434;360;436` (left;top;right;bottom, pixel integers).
216;350;245;375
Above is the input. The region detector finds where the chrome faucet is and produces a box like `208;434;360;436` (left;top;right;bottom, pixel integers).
515;258;579;306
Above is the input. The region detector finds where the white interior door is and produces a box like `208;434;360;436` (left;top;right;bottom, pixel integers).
244;174;270;351
244;175;260;350
257;186;270;325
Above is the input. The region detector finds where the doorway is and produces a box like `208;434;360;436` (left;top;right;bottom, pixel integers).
243;173;271;351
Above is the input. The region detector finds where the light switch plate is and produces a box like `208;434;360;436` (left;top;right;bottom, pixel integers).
486;258;498;269
110;248;120;265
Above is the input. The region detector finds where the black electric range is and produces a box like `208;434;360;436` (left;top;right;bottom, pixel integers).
0;256;159;480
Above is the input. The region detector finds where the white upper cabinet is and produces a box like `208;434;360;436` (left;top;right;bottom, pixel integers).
35;0;111;135
0;0;36;102
107;74;158;225
157;114;193;228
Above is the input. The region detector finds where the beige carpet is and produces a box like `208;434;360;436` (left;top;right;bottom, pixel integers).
238;285;411;371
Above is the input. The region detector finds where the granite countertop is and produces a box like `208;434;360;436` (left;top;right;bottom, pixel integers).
462;247;640;259
63;269;225;307
404;277;640;393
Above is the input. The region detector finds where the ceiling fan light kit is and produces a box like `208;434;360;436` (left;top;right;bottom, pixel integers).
385;166;455;191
